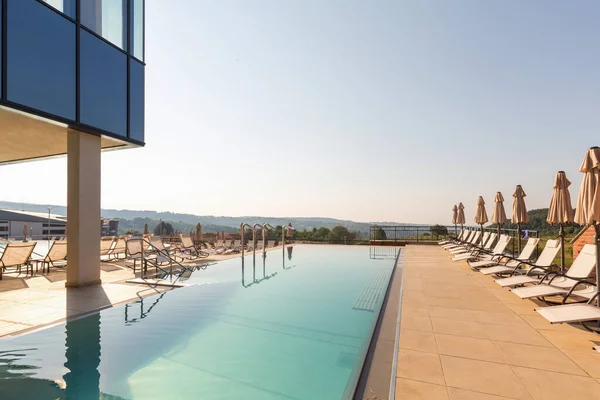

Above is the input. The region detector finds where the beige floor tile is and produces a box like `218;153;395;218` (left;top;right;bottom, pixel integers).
426;297;469;309
400;329;438;353
397;349;446;385
424;288;465;299
495;341;586;376
400;310;433;332
395;378;449;399
436;333;505;363
401;304;430;317
440;356;531;400
471;310;528;327
506;302;542;316
519;314;584;333
539;330;600;352
564;350;600;378
429;306;477;322
513;366;600;400
482;324;553;347
447;387;519;400
431;318;489;339
464;301;514;313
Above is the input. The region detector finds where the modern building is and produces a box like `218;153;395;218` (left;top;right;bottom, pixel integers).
100;218;119;236
0;0;145;287
0;209;67;238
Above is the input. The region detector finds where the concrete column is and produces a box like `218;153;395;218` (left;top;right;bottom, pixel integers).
66;131;101;287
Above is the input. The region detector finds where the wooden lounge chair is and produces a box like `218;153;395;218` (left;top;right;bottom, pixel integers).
31;240;67;273
0;242;36;279
471;237;539;271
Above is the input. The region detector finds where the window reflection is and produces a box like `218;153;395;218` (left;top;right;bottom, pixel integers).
81;0;126;50
131;0;144;60
41;0;76;19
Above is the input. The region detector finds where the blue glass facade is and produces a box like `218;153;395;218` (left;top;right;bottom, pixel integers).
0;0;145;144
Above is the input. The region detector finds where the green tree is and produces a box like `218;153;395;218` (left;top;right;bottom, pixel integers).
430;224;448;238
313;227;331;241
154;221;174;235
372;226;387;240
330;226;351;242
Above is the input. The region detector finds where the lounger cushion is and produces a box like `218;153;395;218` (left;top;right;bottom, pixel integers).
495;275;540;287
536;303;600;324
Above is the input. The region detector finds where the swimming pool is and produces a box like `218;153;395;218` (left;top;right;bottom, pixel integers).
0;245;399;400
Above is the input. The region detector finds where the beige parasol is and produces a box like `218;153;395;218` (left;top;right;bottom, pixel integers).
474;196;488;244
196;223;202;241
452;205;458;236
143;224;149;235
457;203;466;226
574;147;600;308
547;171;574;271
492;192;507;239
512;185;528;252
23;224;28;241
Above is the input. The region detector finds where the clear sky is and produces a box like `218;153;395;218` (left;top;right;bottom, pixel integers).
1;0;599;224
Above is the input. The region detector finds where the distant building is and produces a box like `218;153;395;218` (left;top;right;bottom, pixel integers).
0;209;119;239
101;219;119;236
0;209;67;238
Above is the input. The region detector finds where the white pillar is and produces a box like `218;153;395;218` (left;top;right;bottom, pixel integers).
66;131;101;287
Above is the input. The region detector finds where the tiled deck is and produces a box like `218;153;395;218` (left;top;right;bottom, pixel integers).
396;245;600;400
0;250;253;337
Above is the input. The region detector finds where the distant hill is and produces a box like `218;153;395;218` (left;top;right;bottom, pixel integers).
0;201;415;237
495;208;581;237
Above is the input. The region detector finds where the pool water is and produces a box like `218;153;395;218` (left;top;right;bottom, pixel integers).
0;245;398;400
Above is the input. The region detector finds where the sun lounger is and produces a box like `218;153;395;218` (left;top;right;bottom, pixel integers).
442;231;475;249
493;239;561;287
458;234;511;264
100;236;116;258
510;244;596;302
452;233;498;261
471;237;538;271
536;293;600;324
107;236;127;260
149;236;196;262
469;235;540;274
179;234;209;258
31;240;67;273
449;231;483;254
439;230;466;245
0;242;36;279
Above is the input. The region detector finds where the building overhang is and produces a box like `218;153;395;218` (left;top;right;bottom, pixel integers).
0;106;137;165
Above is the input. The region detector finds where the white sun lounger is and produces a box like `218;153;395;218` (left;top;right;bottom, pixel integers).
448;231;482;254
452;233;500;261
493;239;561;287
510;244;596;301
536;297;600;324
475;237;539;272
443;231;476;249
463;234;512;265
439;230;466;246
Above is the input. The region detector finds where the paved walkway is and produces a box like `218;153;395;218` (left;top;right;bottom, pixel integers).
396;245;600;400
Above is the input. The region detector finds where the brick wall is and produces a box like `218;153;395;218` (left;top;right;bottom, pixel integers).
573;226;595;258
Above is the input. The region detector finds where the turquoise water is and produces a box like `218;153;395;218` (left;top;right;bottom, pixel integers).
0;245;398;400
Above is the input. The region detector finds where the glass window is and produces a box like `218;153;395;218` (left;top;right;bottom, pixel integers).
40;0;76;19
131;0;144;60
80;0;126;50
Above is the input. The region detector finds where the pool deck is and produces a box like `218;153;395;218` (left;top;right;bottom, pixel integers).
0;249;269;338
396;245;600;399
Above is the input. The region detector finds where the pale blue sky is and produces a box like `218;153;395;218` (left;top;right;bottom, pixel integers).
2;0;599;224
